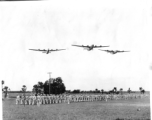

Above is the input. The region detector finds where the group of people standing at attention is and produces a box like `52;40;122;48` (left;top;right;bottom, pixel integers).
16;93;146;106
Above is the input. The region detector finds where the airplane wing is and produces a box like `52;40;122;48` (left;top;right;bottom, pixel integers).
98;49;110;52
29;49;46;51
122;51;130;52
99;49;108;51
49;49;66;51
72;45;88;48
117;50;130;53
94;45;109;48
99;49;116;54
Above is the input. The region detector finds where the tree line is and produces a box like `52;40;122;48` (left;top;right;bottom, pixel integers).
32;77;66;95
66;87;146;94
1;79;145;98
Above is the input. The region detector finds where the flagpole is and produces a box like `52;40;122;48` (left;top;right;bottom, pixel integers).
48;72;51;95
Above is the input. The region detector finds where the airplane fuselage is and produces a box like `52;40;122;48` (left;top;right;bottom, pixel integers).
86;44;94;51
29;48;65;54
90;45;94;50
42;49;50;54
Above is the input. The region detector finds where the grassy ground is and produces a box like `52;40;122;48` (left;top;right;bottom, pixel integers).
2;95;150;120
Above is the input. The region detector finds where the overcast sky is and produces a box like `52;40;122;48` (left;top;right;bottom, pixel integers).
0;0;152;91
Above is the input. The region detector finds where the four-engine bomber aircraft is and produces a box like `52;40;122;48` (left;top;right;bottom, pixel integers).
72;44;109;51
29;49;66;54
99;49;130;54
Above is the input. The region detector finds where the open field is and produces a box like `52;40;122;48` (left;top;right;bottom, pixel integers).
2;94;150;120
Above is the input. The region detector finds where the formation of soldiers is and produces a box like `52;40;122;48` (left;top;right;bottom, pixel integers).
16;93;146;106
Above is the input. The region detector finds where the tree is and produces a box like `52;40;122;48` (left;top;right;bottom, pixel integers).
3;86;8;98
38;82;44;89
101;89;104;94
113;87;117;92
142;89;145;94
72;89;80;93
33;77;66;95
43;80;49;94
33;81;45;95
66;90;71;93
143;89;145;94
51;77;66;94
127;88;131;94
33;85;38;95
95;88;99;93
1;80;4;91
139;87;142;91
139;87;145;94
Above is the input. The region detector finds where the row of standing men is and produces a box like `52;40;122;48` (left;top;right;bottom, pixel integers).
16;93;145;105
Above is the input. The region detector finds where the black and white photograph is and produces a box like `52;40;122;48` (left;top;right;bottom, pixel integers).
0;0;151;120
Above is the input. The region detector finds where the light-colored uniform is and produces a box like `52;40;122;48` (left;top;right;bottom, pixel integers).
16;95;20;105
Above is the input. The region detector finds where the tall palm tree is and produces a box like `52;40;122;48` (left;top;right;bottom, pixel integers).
139;87;142;93
3;86;8;98
2;80;4;91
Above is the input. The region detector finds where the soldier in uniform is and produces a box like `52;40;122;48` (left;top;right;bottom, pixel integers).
25;95;29;105
37;94;41;106
28;94;33;105
32;94;37;105
20;94;24;105
45;94;49;104
16;94;20;105
42;94;45;105
67;95;71;104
